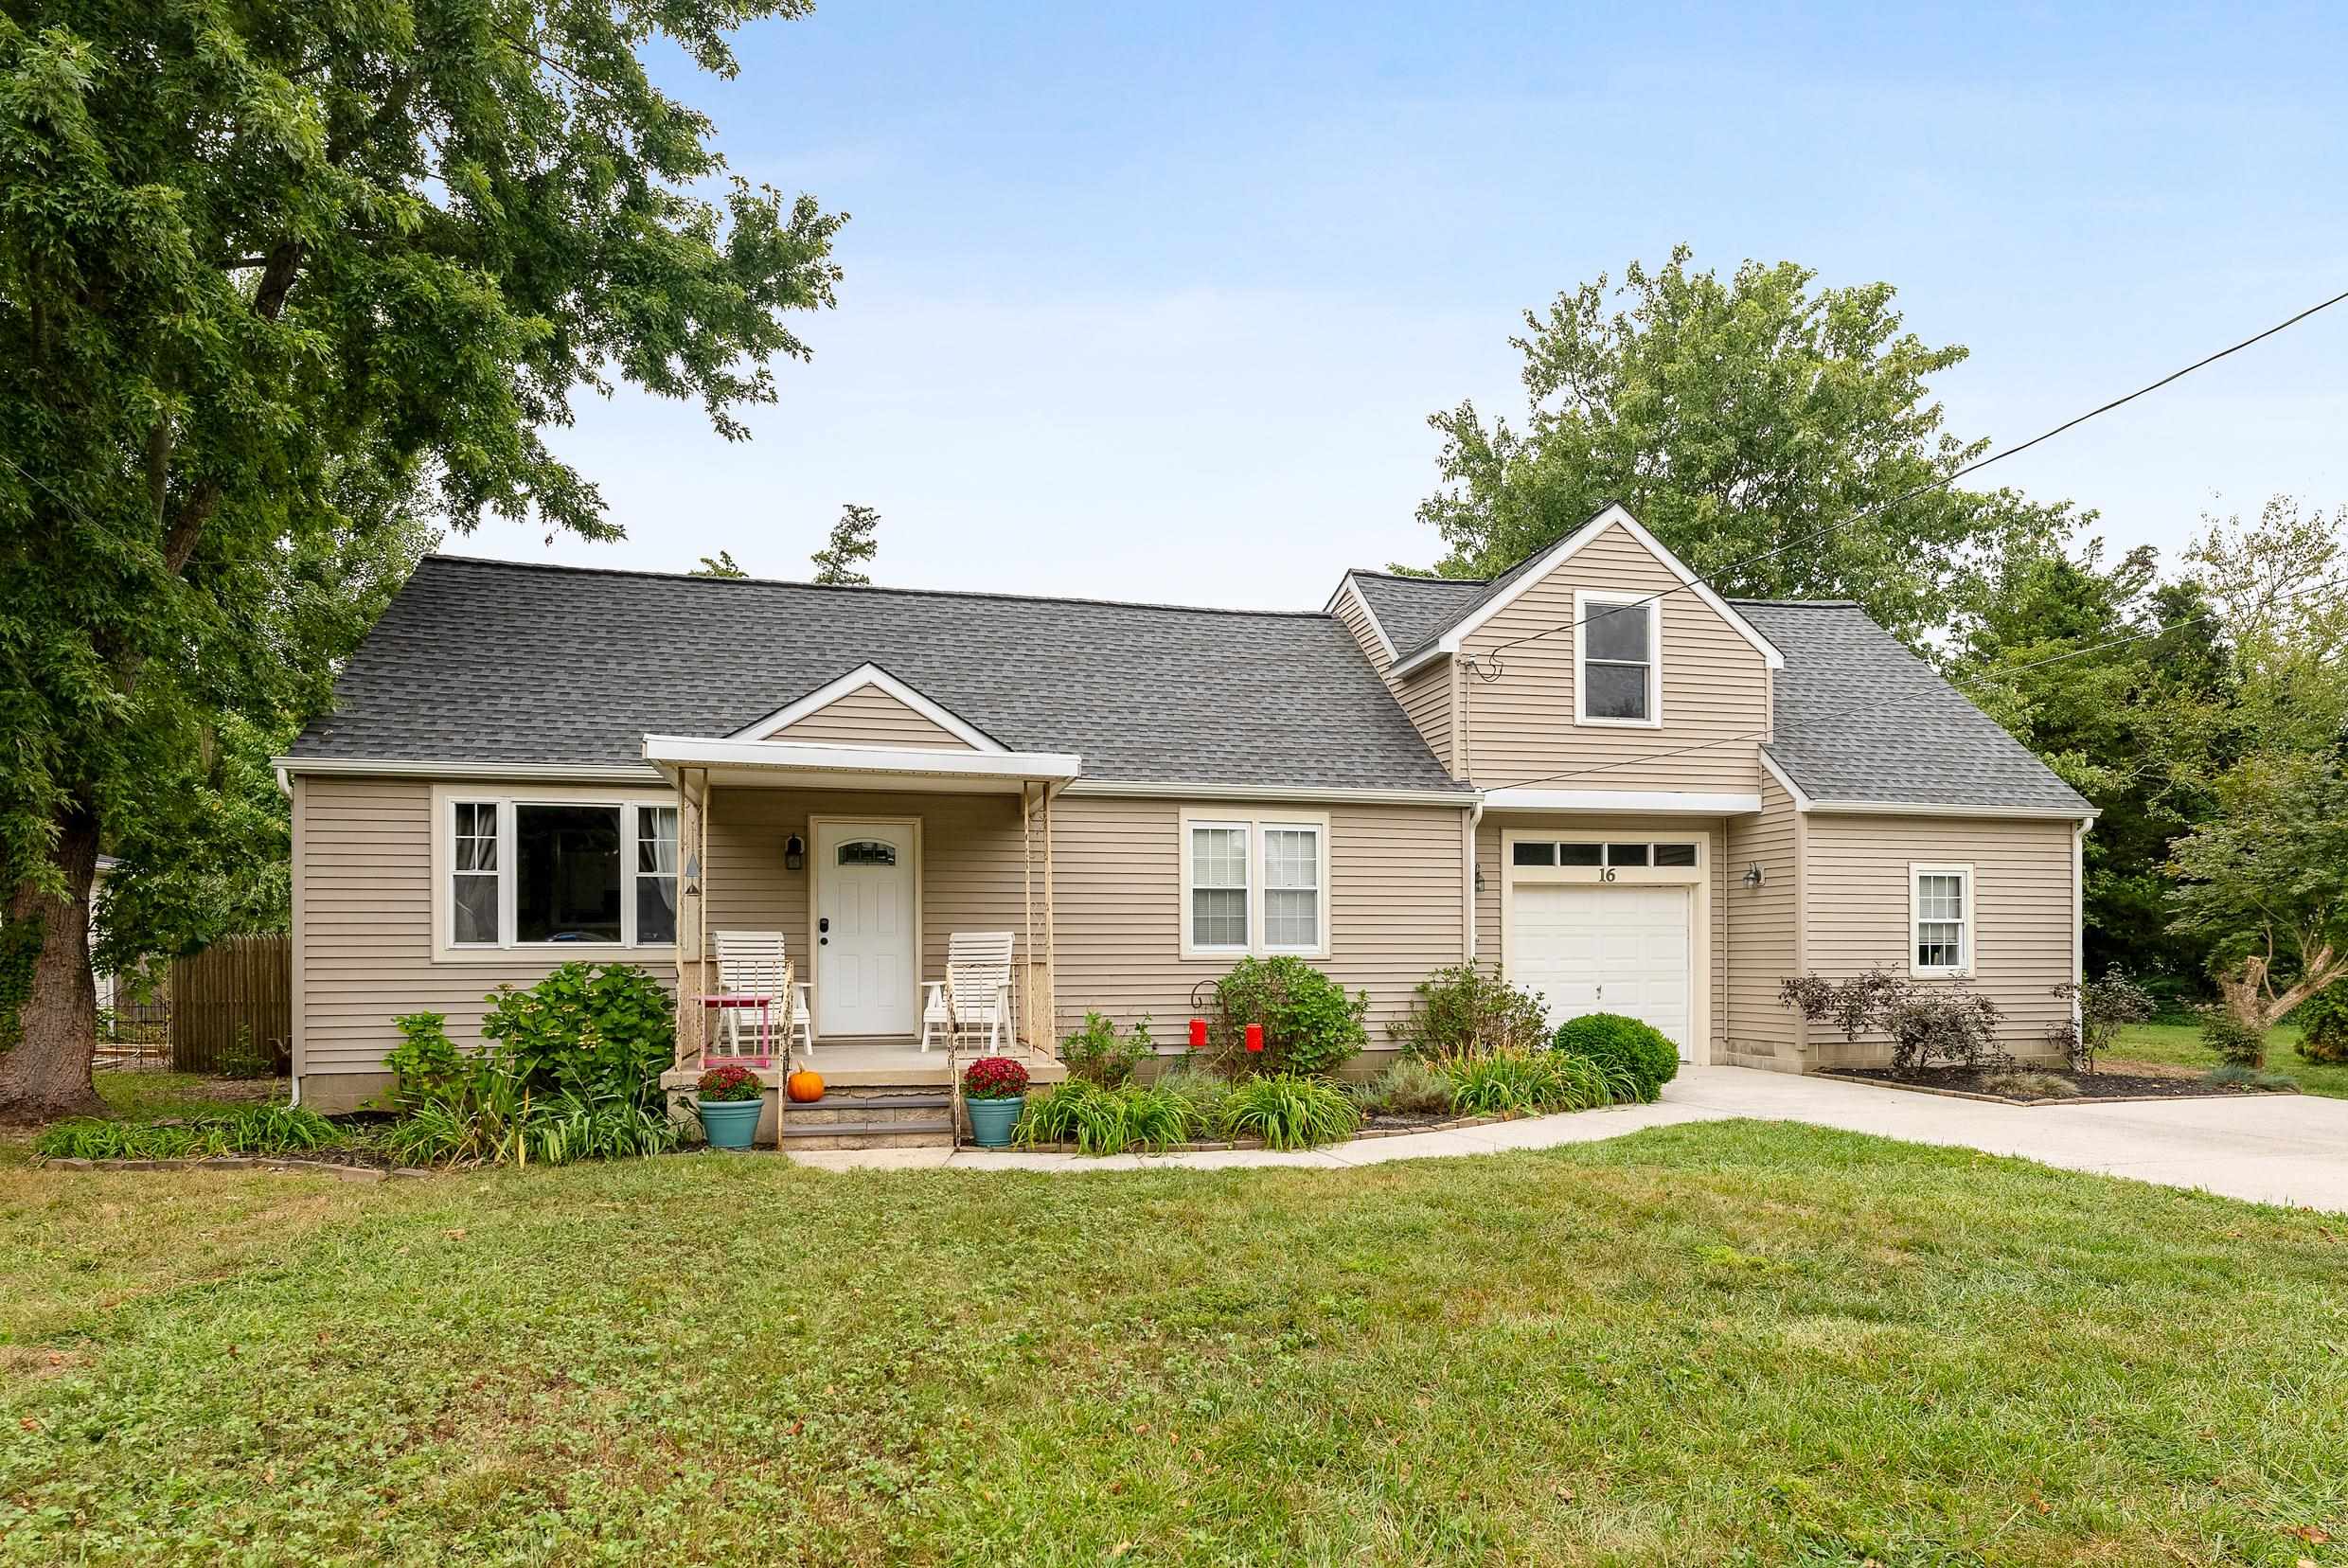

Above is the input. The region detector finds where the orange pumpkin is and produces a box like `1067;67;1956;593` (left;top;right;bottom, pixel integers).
785;1069;826;1103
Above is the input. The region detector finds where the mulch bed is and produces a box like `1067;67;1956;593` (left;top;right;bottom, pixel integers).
1823;1064;2296;1105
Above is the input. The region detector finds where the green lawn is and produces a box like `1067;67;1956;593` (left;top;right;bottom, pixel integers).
3;1126;2345;1564
2110;1020;2348;1100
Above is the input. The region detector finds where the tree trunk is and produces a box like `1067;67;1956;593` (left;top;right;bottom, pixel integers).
0;804;104;1123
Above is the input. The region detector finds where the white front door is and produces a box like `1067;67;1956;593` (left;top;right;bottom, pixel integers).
813;819;918;1037
1511;883;1694;1058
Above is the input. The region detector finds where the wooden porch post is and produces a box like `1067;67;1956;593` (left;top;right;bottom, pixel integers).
1022;783;1036;1050
1042;785;1058;1057
676;769;710;1070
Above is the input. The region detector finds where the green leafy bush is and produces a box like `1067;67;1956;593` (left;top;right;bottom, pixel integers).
481;961;675;1111
1391;965;1550;1061
1348;1058;1456;1117
1217;1074;1360;1149
1551;1013;1680;1101
1780;970;2006;1073
2197;1007;2268;1069
387;1012;469;1109
2047;971;2156;1071
1209;956;1368;1078
1060;1010;1151;1086
2292;985;2348;1065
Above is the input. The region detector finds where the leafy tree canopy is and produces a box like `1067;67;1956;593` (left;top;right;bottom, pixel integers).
0;0;842;1115
1416;246;2077;642
692;549;748;578
810;502;879;585
2168;750;2348;1026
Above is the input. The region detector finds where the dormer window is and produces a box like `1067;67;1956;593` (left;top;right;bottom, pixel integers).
1574;590;1660;726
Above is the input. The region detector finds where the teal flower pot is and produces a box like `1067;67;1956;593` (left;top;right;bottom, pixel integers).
697;1097;763;1150
967;1096;1023;1149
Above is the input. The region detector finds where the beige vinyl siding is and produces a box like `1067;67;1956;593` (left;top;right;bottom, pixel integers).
1457;524;1769;792
294;776;681;1088
1801;813;2076;1066
1049;794;1469;1047
1330;581;1395;672
1395;661;1457;777
771;685;977;750
1474;811;1728;1058
699;787;1023;1007
1721;772;1803;1067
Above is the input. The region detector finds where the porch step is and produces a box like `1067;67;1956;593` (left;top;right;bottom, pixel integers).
783;1096;952;1128
780;1116;954;1150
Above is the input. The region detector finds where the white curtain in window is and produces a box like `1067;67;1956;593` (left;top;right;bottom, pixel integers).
452;802;499;945
636;806;679;946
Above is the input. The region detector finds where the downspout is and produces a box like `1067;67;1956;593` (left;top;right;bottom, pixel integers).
1465;797;1484;965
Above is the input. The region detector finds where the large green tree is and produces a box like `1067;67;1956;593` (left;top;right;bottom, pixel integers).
0;0;843;1116
1417;247;2076;642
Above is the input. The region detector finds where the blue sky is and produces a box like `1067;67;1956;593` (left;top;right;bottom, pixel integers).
468;2;2348;610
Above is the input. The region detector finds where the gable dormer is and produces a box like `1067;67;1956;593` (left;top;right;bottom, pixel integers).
1342;505;1783;800
732;663;1001;752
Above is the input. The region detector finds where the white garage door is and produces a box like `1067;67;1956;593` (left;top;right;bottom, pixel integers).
1512;884;1693;1058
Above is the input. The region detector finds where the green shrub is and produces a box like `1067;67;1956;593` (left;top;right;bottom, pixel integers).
2197;1007;2268;1068
1551;1013;1680;1101
481;961;674;1111
2203;1063;2298;1092
1209;956;1368;1078
1349;1059;1456;1117
1217;1074;1360;1149
1390;966;1549;1062
2047;971;2156;1072
387;1012;469;1109
2292;985;2348;1065
1060;1010;1151;1086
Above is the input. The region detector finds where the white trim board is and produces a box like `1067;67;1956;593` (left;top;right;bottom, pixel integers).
1065;778;1476;808
644;736;1081;787
1324;576;1398;665
1387;504;1786;680
729;663;1007;751
275;757;665;785
1481;788;1760;815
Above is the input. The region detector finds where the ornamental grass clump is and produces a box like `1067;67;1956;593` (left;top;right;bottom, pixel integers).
1348;1059;1456;1117
1216;1074;1360;1150
1444;1050;1619;1116
36;1104;346;1162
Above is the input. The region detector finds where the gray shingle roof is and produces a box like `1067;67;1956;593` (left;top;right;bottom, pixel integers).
1345;572;1488;658
1731;600;2091;813
288;556;1468;793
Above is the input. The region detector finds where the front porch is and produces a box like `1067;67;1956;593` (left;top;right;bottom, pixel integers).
645;728;1083;1146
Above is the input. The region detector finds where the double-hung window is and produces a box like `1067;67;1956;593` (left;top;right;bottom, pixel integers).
1575;590;1660;725
441;792;680;954
1911;864;1972;975
1182;811;1327;958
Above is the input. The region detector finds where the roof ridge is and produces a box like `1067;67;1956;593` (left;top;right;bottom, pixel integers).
1728;597;1863;608
1344;568;1493;586
418;553;1338;621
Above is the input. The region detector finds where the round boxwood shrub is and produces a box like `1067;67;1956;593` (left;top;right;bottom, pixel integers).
1551;1012;1679;1101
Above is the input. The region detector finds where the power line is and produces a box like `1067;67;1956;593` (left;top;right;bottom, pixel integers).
1476;573;2348;793
1462;284;2348;680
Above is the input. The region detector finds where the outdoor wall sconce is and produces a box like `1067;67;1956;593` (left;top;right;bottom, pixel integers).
784;834;806;872
1743;863;1766;888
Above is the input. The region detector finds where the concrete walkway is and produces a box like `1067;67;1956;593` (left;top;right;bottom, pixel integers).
789;1064;2348;1213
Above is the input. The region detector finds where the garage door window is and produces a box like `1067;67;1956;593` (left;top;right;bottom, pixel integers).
1514;841;1696;869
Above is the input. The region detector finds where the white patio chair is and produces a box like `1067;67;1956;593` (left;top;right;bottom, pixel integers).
921;931;1017;1054
713;930;814;1060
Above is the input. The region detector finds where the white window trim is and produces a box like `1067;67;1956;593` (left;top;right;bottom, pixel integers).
1909;862;1974;978
430;783;682;963
1177;808;1331;960
1573;588;1663;729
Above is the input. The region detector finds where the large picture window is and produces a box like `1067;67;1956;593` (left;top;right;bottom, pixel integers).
1576;591;1660;725
1180;811;1328;958
441;793;679;953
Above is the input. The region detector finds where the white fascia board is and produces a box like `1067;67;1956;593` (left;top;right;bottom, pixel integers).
1756;748;1815;811
1064;777;1478;809
1406;504;1785;673
272;756;665;785
644;735;1078;781
1480;787;1762;815
1324;576;1398;664
727;662;1007;752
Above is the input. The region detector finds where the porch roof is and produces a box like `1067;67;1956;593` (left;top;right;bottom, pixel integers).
644;734;1082;793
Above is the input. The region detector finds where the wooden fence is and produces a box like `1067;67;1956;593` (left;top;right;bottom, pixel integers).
169;935;291;1075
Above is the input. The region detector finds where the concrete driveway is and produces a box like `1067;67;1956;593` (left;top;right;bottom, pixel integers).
1663;1063;2348;1213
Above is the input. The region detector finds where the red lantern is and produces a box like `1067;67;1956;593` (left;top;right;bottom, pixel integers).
1245;1023;1264;1053
1188;1018;1208;1049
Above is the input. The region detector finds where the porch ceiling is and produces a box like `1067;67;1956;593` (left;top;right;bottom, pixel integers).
643;734;1082;794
